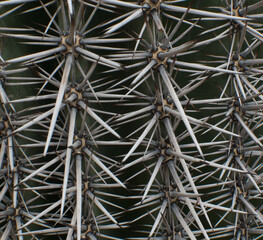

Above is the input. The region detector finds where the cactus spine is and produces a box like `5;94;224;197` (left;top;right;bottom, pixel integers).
0;0;263;239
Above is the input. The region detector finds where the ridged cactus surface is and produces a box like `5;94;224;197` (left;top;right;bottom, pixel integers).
1;0;263;239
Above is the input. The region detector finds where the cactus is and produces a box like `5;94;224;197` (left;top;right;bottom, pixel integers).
1;0;263;239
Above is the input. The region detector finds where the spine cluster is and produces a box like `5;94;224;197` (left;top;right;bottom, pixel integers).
0;0;263;239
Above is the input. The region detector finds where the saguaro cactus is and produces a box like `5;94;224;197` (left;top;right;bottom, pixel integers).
0;0;263;239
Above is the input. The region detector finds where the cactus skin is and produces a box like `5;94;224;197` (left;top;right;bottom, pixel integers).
0;0;263;239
